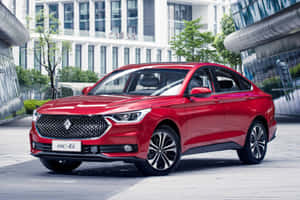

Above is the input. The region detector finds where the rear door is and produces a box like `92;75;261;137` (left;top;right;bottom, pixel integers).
211;66;253;144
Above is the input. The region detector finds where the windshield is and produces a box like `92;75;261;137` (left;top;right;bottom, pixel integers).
89;68;189;96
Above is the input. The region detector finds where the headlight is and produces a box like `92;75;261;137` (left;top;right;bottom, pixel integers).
106;108;151;123
32;109;41;122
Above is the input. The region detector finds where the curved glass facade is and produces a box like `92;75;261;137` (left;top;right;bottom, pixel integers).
0;41;23;121
231;0;300;30
230;1;300;116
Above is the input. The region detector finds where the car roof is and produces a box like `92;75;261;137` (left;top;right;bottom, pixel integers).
117;62;218;71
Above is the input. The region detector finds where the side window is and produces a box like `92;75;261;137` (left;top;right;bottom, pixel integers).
238;76;252;90
187;69;212;93
214;67;241;92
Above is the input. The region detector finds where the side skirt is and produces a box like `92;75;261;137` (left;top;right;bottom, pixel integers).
182;142;242;156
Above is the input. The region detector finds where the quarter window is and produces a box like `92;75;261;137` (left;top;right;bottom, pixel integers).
214;67;241;92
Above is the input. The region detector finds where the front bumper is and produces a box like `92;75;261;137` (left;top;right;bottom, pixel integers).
30;115;157;161
32;151;142;163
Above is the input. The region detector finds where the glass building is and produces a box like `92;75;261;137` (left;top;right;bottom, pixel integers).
0;2;29;122
225;0;300;117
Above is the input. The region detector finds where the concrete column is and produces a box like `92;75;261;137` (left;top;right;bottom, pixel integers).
137;0;144;41
130;47;135;64
27;41;34;70
119;46;124;67
90;1;95;37
106;45;113;73
154;0;168;46
69;42;75;67
81;43;88;71
74;0;79;36
105;0;111;37
12;47;19;66
44;3;49;32
140;47;146;63
94;45;101;74
121;0;127;39
58;2;64;35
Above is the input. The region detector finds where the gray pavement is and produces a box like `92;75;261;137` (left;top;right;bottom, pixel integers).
0;117;300;200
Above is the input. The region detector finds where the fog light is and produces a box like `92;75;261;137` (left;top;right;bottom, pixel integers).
32;142;36;149
124;145;133;152
90;146;98;154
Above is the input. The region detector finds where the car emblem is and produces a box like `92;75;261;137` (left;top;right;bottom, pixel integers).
64;119;72;130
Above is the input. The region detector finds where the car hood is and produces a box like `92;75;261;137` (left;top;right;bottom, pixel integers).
37;95;162;115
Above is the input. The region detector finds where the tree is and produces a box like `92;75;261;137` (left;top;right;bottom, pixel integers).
33;10;71;99
213;14;242;71
169;18;216;62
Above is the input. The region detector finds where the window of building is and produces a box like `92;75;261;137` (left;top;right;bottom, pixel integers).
64;3;74;29
111;0;121;33
146;49;151;63
12;0;16;14
26;0;29;15
95;1;105;33
19;43;27;69
113;47;119;69
79;2;89;31
100;46;107;75
157;49;162;62
135;48;141;64
124;48;130;65
75;44;82;68
127;0;138;37
168;50;172;62
214;5;217;34
34;41;41;71
143;0;155;41
62;45;69;68
49;4;59;33
35;5;44;32
177;56;181;62
88;45;95;71
168;3;192;40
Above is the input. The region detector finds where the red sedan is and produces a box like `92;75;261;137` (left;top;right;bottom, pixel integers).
30;63;277;176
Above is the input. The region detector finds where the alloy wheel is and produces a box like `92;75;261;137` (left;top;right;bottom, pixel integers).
249;125;266;160
147;131;178;171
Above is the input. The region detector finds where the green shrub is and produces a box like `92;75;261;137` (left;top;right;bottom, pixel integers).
290;63;300;79
16;66;49;88
58;67;98;83
24;99;51;114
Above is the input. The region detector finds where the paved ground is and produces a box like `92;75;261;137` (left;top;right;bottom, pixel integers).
0;117;299;200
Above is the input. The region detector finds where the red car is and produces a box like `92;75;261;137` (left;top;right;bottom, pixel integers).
30;63;277;176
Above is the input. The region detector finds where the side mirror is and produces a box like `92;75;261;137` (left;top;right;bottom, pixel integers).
190;87;212;98
82;86;92;95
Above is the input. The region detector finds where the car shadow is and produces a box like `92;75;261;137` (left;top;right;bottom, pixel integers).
44;158;243;178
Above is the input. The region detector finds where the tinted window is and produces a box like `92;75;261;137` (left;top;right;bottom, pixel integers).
187;69;212;93
214;67;241;92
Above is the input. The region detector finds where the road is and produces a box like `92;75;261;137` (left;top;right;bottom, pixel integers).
0;117;299;200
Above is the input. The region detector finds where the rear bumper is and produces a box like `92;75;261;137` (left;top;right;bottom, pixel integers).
32;151;143;163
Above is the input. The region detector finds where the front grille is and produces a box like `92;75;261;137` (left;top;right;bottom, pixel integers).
36;115;109;139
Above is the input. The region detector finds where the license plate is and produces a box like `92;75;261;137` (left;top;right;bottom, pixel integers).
52;140;81;152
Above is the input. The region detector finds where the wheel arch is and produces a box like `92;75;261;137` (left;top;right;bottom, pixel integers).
156;119;181;145
252;115;269;141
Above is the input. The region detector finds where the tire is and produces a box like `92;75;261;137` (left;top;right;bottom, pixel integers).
135;125;181;176
40;158;82;173
237;121;268;164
